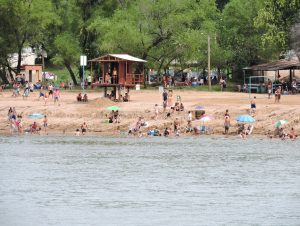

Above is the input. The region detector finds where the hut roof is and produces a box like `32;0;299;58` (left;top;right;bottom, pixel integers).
90;54;147;63
244;59;300;71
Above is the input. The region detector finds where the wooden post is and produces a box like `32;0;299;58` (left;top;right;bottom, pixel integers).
102;62;104;83
104;86;107;97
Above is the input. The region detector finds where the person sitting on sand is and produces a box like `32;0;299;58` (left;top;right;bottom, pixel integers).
278;127;287;139
77;93;82;102
237;124;245;135
83;93;88;102
239;130;246;139
114;110;120;123
75;129;80;136
163;128;170;137
174;117;180;133
245;125;254;135
108;110;114;123
123;93;129;102
288;127;297;140
171;102;180;113
186;120;193;133
30;122;38;134
179;103;184;111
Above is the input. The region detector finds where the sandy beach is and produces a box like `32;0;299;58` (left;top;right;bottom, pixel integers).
1;89;299;136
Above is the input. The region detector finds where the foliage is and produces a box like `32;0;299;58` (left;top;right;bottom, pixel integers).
255;0;300;51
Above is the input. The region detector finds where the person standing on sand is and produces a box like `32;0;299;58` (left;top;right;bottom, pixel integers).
224;109;230;134
53;89;60;106
167;90;173;106
162;89;168;112
48;83;54;99
250;96;256;114
275;87;281;103
81;122;88;135
43;115;48;135
267;79;272;99
154;104;159;120
44;93;48;105
174;117;180;134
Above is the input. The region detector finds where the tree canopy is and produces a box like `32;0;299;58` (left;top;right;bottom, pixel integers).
0;0;299;84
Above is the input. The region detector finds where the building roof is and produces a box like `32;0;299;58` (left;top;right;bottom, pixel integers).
90;54;147;63
244;59;300;71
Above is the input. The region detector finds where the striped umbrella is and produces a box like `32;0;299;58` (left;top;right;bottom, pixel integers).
275;119;288;127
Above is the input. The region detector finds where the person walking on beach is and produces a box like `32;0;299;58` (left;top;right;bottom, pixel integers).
224;109;230;134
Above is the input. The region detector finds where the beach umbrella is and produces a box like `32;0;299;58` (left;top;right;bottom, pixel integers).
106;106;120;111
236;115;255;123
195;105;204;110
275;119;288;127
28;113;44;119
199;116;212;122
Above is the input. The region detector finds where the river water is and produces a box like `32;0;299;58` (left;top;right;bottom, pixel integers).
0;136;299;226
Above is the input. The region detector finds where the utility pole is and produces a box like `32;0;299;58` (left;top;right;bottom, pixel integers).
208;35;211;90
80;55;87;93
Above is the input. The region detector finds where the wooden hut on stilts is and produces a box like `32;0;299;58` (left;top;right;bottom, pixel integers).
89;54;147;100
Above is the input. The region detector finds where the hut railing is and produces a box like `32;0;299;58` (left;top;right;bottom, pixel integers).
126;73;144;84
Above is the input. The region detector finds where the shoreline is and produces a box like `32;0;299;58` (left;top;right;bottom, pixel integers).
1;89;299;139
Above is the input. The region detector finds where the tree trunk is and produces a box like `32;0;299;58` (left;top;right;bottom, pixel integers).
8;67;15;81
65;63;78;85
0;67;9;84
17;47;22;73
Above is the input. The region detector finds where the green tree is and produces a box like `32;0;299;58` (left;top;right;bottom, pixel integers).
0;0;56;74
220;0;266;80
255;0;300;52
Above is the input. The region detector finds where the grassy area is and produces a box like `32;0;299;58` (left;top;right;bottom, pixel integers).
45;66;78;83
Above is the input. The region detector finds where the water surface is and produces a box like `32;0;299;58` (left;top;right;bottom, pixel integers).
0;136;299;226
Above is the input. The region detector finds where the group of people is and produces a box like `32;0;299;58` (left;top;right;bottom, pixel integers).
75;122;88;136
39;84;61;105
271;127;298;140
103;68;118;84
107;110;120;123
8;107;48;135
76;93;88;102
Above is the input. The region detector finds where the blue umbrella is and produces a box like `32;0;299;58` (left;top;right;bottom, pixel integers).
28;113;44;119
236;115;255;123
